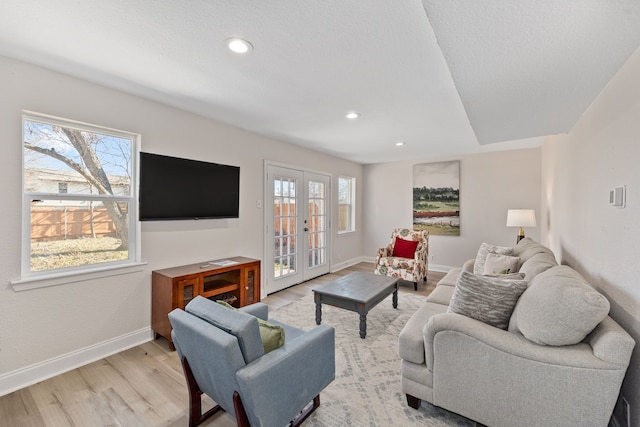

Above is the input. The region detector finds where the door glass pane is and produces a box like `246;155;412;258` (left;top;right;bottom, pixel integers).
273;176;297;279
307;180;327;269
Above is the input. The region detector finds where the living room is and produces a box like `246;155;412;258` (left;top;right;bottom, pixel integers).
1;2;639;427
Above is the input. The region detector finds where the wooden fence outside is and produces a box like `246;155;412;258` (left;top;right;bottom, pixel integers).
32;203;347;242
31;207;117;241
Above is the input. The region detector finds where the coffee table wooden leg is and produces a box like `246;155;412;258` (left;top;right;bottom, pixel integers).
359;312;367;339
314;294;322;325
392;286;398;309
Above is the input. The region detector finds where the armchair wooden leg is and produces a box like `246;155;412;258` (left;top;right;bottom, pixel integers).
233;391;251;427
413;281;418;291
406;394;421;409
182;358;223;427
291;395;321;427
233;392;321;427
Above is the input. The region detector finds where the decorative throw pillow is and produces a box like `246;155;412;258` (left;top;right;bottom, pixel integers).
255;319;286;353
483;272;526;280
392;237;419;259
217;300;286;353
483;252;521;275
448;271;527;330
473;242;514;275
508;266;610;346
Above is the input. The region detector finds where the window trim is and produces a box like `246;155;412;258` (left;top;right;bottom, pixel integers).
11;261;147;291
337;175;356;234
21;111;141;282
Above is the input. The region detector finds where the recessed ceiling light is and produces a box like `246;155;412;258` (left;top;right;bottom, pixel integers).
395;141;405;146
346;111;360;120
227;38;253;54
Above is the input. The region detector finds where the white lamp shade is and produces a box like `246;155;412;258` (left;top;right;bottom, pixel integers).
506;209;536;227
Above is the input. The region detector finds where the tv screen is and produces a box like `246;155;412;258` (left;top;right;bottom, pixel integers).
139;152;240;221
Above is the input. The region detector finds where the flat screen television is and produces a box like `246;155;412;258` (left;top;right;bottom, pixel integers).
139;152;240;221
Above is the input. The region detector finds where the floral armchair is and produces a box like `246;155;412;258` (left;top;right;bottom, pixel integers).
374;228;429;290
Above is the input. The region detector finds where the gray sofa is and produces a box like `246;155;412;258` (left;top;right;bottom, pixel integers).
399;238;635;427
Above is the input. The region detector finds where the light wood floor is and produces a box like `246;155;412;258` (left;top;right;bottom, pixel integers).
0;263;444;427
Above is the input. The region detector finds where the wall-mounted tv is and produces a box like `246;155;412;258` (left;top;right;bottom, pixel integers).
139;152;240;221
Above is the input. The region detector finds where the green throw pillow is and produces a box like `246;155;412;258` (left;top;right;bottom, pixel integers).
217;300;285;353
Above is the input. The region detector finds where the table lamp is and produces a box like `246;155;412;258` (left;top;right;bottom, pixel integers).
506;209;536;243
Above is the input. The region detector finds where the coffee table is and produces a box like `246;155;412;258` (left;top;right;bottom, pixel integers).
312;272;399;339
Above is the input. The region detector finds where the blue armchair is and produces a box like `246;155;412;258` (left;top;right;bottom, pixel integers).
168;296;335;427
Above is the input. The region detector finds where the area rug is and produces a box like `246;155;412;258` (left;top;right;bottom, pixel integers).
269;292;474;427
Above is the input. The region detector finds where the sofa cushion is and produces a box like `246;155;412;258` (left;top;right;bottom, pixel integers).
186;296;264;363
482;252;521;275
217;301;285;354
473;242;515;275
426;284;455;305
509;266;610;346
392;237;419;258
518;252;558;283
378;256;416;270
437;268;462;287
398;301;448;365
448;271;527;330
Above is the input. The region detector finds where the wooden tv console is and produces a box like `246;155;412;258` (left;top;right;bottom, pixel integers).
151;256;261;349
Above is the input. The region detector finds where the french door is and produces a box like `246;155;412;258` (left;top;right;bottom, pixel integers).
266;165;331;294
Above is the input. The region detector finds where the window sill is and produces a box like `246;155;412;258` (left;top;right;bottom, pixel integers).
337;230;356;236
11;261;147;292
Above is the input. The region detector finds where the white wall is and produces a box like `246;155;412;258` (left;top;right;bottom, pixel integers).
363;149;541;270
0;56;362;393
542;47;640;427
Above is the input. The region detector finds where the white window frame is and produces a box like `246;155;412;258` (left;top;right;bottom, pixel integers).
13;112;144;291
338;175;356;234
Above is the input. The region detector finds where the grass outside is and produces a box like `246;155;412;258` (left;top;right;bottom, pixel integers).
31;237;127;271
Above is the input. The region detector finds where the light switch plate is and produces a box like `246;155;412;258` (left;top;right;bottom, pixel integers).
609;186;626;207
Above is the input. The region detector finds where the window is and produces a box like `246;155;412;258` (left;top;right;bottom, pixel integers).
338;176;355;233
22;112;139;278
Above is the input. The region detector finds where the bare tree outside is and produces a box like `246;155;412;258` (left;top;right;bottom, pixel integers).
23;117;134;272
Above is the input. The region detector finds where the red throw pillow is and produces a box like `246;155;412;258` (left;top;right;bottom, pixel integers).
392;237;419;259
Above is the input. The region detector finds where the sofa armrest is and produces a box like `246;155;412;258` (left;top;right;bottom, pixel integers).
240;302;269;320
461;259;475;273
235;325;335;426
587;316;635;367
376;246;392;259
424;313;618;372
414;245;428;261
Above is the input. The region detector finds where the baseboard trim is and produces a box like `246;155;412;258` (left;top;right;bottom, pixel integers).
358;257;455;274
0;327;153;397
331;256;370;272
428;263;456;273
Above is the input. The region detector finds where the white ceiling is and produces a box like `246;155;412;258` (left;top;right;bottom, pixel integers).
1;1;639;164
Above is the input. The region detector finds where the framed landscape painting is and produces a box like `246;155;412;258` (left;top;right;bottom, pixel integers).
413;161;460;236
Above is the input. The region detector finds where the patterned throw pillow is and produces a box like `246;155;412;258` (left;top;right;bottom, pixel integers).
473;242;515;275
448;271;527;330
